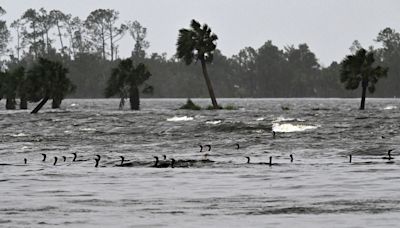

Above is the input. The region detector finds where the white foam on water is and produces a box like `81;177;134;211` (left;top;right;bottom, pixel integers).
206;120;222;125
273;116;295;123
70;103;78;107
79;128;97;132
384;105;397;110
273;116;305;123
166;116;194;122
12;133;27;137
256;117;265;121
272;123;319;132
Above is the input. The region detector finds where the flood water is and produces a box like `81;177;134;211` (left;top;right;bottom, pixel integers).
1;98;400;227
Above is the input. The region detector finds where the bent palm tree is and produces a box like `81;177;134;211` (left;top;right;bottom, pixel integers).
26;58;75;113
340;48;388;110
176;19;219;109
105;58;152;110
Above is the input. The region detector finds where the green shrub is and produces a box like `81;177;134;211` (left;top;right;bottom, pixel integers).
179;98;201;110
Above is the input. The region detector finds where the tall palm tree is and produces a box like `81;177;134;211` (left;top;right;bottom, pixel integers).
26;58;75;113
105;58;152;110
340;48;388;110
176;19;219;109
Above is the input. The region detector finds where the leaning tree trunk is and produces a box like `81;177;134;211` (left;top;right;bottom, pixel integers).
6;98;16;110
31;97;49;114
200;60;219;109
129;86;140;110
360;80;368;110
20;96;28;109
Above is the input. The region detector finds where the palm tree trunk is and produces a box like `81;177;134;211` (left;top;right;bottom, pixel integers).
20;96;28;109
129;86;140;110
6;98;16;110
52;98;62;109
360;81;367;110
31;97;49;114
200;60;219;109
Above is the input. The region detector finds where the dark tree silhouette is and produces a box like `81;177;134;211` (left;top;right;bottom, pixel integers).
0;65;27;109
176;19;219;109
340;48;388;110
26;58;75;113
105;58;152;110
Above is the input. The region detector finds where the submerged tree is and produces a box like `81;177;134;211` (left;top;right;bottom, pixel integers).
0;65;27;109
26;58;75;113
105;58;152;110
176;19;219;109
340;48;388;110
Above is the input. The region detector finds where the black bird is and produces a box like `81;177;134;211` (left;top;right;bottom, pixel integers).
62;156;67;162
163;155;167;160
272;131;276;138
168;158;201;168
71;152;89;162
72;152;77;162
94;155;101;168
382;149;394;160
41;153;47;162
199;145;203;152
290;154;294;163
205;145;211;151
119;156;125;166
24;158;27;164
235;143;240;149
269;156;273;166
153;156;172;168
53;157;58;166
244;156;270;165
349;154;352;163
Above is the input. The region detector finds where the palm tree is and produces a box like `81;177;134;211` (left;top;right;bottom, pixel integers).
176;19;219;109
0;68;19;110
26;58;75;113
105;58;152;110
340;48;388;110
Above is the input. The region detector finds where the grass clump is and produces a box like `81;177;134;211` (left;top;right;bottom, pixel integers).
224;104;238;110
206;105;223;110
180;98;201;110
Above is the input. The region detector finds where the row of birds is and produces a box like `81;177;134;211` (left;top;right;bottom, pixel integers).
18;145;396;168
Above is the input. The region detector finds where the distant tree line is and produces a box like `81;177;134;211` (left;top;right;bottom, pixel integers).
0;6;399;107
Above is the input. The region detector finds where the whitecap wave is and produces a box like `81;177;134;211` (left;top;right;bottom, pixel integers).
12;133;27;137
272;123;319;132
79;128;96;132
167;116;194;122
206;120;221;125
384;105;397;110
273;116;304;123
256;117;265;121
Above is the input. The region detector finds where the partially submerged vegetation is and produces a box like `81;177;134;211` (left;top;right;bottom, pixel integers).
179;99;201;110
179;99;237;110
0;6;397;112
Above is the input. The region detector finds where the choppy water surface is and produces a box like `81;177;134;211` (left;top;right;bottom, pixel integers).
1;98;400;227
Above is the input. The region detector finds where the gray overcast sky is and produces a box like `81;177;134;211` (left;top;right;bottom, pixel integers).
2;0;400;65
